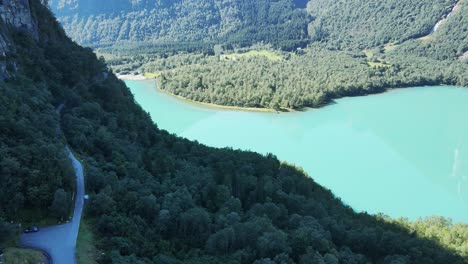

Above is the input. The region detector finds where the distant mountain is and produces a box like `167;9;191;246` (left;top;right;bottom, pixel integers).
49;0;310;50
49;0;461;52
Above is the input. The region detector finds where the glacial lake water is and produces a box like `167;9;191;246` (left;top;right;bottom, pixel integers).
126;80;468;223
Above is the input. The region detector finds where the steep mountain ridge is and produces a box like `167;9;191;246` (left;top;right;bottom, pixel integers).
0;0;76;231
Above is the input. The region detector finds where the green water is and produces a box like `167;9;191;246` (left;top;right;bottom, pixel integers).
126;80;468;222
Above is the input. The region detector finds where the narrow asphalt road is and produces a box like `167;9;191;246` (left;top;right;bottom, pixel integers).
20;105;85;264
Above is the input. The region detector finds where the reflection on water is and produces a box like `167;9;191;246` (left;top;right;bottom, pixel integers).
452;146;467;202
127;80;468;222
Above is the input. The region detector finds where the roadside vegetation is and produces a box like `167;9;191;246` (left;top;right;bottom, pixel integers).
76;221;98;264
0;221;44;264
2;248;45;264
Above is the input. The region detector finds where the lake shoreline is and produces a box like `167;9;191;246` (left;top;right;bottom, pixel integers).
155;86;295;113
125;80;468;223
117;74;148;81
157;83;464;114
127;76;465;114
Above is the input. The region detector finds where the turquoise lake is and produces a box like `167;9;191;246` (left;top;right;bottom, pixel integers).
126;80;468;223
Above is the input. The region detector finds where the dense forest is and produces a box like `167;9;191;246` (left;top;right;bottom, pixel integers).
1;1;468;263
306;0;456;49
393;0;468;61
125;44;466;110
90;0;467;110
0;0;76;228
49;0;458;52
49;0;310;51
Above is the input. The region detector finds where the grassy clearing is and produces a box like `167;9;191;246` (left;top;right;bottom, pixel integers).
363;50;374;59
97;53;117;61
363;50;391;68
142;50;283;78
2;248;45;264
383;43;399;52
143;72;159;79
418;35;432;41
368;61;391;68
76;221;98;264
224;50;283;61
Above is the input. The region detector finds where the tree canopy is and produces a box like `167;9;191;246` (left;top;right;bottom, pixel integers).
1;1;467;263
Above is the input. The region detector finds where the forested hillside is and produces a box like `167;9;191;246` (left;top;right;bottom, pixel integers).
49;0;310;50
48;0;468;110
1;1;468;263
49;0;458;52
306;0;456;49
140;45;466;110
82;0;467;110
394;0;468;61
0;0;76;231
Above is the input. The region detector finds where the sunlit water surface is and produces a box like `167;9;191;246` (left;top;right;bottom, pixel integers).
126;80;468;222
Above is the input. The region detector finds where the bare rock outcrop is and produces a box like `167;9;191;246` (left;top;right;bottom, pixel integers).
460;51;468;61
0;0;41;80
0;0;38;37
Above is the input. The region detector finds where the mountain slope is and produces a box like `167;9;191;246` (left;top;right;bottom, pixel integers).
49;0;458;51
306;0;456;49
51;0;467;110
0;0;75;226
49;0;310;50
394;0;468;61
1;1;468;263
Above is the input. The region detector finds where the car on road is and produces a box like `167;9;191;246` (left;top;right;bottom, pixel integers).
23;227;40;233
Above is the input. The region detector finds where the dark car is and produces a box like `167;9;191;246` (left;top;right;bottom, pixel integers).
23;227;40;233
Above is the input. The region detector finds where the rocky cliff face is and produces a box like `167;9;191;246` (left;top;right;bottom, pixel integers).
0;0;40;80
0;0;38;37
0;29;11;80
0;23;10;53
